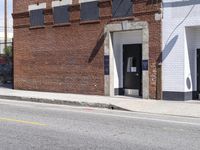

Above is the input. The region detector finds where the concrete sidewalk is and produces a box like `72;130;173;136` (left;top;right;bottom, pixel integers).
0;87;200;118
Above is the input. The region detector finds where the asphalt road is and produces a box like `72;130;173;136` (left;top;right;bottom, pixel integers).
0;99;200;150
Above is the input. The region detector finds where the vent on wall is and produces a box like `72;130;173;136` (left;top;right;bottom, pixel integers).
80;1;99;21
112;0;133;18
30;9;44;27
53;5;70;24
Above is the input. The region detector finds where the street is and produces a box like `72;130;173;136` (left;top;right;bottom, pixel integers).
0;99;200;150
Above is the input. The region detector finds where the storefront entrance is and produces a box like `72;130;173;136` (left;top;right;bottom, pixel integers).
104;21;149;99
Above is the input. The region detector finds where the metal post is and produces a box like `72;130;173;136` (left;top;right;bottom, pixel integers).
4;0;7;49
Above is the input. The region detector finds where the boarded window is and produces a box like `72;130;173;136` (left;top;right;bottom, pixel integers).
112;0;133;18
80;1;99;21
30;9;44;27
53;5;69;24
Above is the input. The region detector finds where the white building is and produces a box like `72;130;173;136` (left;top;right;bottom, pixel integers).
162;0;200;100
0;32;13;54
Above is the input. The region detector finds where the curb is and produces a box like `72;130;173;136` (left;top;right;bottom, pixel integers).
0;95;129;111
1;95;200;118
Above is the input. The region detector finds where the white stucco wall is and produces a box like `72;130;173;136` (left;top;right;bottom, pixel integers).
162;0;200;92
112;30;142;89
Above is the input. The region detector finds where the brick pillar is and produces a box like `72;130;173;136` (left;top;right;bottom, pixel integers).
70;0;80;22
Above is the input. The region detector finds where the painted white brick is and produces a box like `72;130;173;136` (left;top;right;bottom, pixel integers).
162;0;200;92
28;3;46;11
79;0;99;3
52;0;72;7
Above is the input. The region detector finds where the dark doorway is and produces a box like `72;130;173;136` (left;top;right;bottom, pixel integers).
197;49;200;98
123;44;142;96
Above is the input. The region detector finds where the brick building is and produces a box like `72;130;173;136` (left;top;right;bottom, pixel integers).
13;0;162;99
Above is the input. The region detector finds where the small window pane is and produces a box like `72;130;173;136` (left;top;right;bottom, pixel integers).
30;9;44;27
112;0;133;18
53;5;69;24
80;1;99;21
127;57;137;72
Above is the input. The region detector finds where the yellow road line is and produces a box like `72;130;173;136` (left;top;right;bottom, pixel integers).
0;117;47;126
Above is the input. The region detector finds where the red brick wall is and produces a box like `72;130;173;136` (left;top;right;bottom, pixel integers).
13;0;162;99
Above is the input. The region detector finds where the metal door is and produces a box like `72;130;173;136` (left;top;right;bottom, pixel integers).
123;44;142;96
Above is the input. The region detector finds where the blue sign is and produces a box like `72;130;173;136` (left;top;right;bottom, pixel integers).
142;60;148;71
104;55;109;75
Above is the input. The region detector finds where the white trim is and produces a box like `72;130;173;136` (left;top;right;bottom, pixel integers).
79;0;98;3
28;3;46;11
52;0;72;7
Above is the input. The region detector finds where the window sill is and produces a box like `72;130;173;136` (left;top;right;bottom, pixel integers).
29;26;45;30
111;16;135;22
53;23;71;27
80;20;100;25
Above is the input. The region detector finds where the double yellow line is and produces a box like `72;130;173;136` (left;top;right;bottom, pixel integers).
0;117;47;126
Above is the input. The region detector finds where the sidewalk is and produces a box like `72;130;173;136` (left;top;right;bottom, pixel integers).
1;86;200;118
